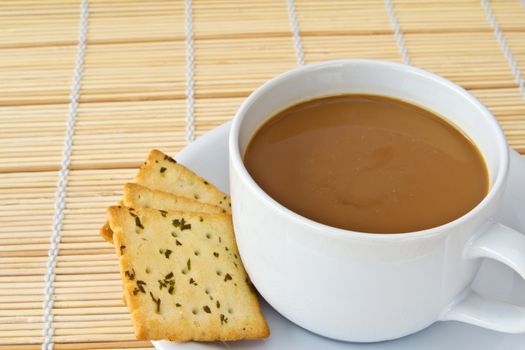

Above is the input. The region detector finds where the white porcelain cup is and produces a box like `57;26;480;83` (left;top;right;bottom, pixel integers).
229;60;525;342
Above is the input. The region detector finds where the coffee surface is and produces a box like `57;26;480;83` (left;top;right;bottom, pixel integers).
244;94;488;233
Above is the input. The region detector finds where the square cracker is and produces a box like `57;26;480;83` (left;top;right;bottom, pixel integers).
100;221;114;243
100;149;231;244
100;200;124;243
100;183;223;243
107;206;269;341
135;149;231;214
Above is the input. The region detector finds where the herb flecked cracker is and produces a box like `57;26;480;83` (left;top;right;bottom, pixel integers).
135;149;231;214
100;183;224;243
99;148;229;244
100;200;124;243
124;183;224;215
107;206;269;341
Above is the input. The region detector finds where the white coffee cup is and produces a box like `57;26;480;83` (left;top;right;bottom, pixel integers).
229;60;525;342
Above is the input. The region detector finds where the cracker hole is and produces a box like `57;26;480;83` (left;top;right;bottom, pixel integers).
206;233;211;239
145;267;150;274
192;308;198;315
205;288;210;295
216;270;222;276
182;269;187;275
194;250;200;256
228;308;233;314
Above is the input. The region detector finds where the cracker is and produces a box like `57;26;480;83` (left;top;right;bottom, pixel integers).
100;200;123;243
101;183;224;243
100;222;114;243
135;149;231;214
108;206;269;341
123;183;224;215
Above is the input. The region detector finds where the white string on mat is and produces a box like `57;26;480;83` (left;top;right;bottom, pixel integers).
385;0;410;65
286;0;305;66
481;0;525;99
41;1;88;349
185;0;196;143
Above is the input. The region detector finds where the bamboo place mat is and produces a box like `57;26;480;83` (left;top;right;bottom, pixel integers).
1;0;525;349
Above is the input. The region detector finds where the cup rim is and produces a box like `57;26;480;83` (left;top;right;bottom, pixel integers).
229;59;509;240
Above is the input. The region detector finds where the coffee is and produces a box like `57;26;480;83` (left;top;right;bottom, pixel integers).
244;94;489;233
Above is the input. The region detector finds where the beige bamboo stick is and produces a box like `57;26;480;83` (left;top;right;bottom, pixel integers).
1;320;133;331
53;341;151;350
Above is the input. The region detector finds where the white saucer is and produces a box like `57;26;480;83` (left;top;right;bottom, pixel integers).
154;122;525;350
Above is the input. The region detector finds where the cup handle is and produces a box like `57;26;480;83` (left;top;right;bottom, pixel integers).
441;222;525;333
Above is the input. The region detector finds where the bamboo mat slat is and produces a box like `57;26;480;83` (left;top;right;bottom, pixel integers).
195;37;297;96
193;0;291;38
0;1;79;49
87;0;184;44
296;0;393;34
0;46;76;106
396;0;525;32
405;32;518;89
81;41;186;103
71;101;186;169
506;32;525;72
1;0;525;349
0;105;69;172
490;0;525;30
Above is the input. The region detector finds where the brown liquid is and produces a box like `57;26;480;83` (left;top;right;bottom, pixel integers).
244;94;489;233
